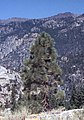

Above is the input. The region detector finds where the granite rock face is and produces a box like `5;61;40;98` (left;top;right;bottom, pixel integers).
0;66;23;109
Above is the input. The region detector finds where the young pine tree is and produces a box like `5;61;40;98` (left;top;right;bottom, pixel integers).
69;84;84;109
21;32;62;113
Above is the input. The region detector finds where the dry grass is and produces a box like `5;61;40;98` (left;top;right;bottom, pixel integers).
0;107;64;120
0;107;30;120
0;108;84;120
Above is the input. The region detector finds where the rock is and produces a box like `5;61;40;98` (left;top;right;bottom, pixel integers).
27;109;84;120
0;66;23;109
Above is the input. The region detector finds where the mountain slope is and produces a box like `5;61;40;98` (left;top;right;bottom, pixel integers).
0;12;84;100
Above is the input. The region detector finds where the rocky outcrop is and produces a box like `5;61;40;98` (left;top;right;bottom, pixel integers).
0;66;23;109
27;109;84;120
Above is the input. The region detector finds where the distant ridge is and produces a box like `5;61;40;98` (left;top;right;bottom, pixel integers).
0;12;81;22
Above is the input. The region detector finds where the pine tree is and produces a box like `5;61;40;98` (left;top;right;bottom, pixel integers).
21;32;62;113
69;84;84;109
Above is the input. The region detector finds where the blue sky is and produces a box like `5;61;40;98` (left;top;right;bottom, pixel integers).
0;0;84;19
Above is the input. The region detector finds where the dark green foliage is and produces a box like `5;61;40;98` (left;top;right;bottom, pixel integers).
21;32;62;113
66;84;84;109
10;84;17;111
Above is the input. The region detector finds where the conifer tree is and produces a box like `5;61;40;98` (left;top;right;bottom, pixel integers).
21;32;62;113
69;84;84;109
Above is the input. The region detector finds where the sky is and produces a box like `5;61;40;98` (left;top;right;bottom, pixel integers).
0;0;84;19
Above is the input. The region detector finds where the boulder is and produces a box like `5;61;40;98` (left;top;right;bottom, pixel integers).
0;66;23;109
